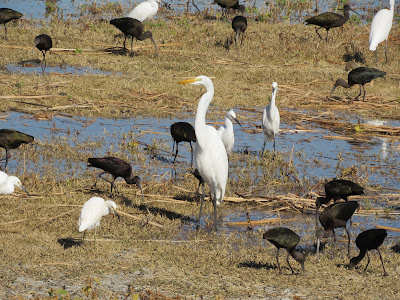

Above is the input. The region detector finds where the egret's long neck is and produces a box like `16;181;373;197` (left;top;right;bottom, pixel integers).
195;86;214;143
270;88;277;107
225;116;232;130
390;0;395;11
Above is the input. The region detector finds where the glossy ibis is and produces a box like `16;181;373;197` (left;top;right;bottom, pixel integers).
192;168;204;195
350;228;388;276
218;109;241;154
316;201;359;261
179;76;228;231
0;129;34;170
110;17;158;56
34;34;52;65
262;82;280;152
369;0;395;64
232;15;247;48
316;179;364;224
0;8;22;40
170;122;196;166
78;197;119;247
305;4;357;42
263;227;307;274
0;170;29;195
215;0;245;20
329;67;386;101
127;0;160;22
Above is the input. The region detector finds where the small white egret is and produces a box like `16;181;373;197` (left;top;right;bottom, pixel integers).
0;170;29;195
369;0;395;64
127;0;160;22
179;76;228;231
262;82;280;153
217;109;241;154
78;197;119;246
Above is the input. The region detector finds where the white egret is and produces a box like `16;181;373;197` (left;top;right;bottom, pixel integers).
217;109;241;154
78;197;119;247
127;0;160;22
178;76;228;231
369;0;395;64
262;82;280;153
0;170;29;195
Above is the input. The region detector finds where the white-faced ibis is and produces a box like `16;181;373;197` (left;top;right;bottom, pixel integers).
316;179;364;224
34;34;52;65
0;8;23;40
369;0;395;64
179;76;228;231
329;67;386;101
127;0;160;22
218;109;241;154
262;82;280;152
0;170;29;195
316;201;359;261
215;0;245;20
0;129;34;170
305;4;357;42
78;197;119;247
170;122;196;166
263;227;307;274
350;228;388;276
232;15;247;48
110;17;158;56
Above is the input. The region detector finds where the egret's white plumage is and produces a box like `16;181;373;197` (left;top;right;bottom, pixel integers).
218;109;241;154
179;76;228;230
262;82;280;152
369;0;395;63
0;170;29;195
78;197;117;233
127;0;160;22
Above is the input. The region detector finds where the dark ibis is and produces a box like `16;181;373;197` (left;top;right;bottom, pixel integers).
369;0;395;64
214;0;245;20
192;168;204;196
0;129;34;170
350;228;388;275
0;8;23;40
110;17;158;56
231;15;247;49
127;0;160;22
316;179;364;224
305;4;357;42
170;122;196;167
217;109;241;154
263;227;307;274
329;67;386;101
34;34;52;65
0;170;29;195
262;82;280;153
316;201;359;261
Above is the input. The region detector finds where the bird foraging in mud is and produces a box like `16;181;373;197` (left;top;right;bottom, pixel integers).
0;8;23;40
0;170;29;195
127;0;160;22
170;122;196;167
218;109;241;154
110;17;158;56
329;67;386;101
262;82;280;153
34;34;52;65
231;15;247;49
0;129;34;171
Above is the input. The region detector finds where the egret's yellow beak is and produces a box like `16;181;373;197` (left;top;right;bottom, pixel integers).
178;78;200;84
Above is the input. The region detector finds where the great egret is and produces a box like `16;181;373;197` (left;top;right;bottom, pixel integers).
0;170;29;195
217;109;241;154
263;227;308;274
78;197;119;246
329;67;386;101
350;229;388;276
110;17;158;56
0;129;34;171
170;122;196;167
127;0;160;22
369;0;395;64
262;82;280;153
316;201;359;261
0;8;23;40
178;76;228;231
34;34;52;65
232;15;247;49
305;5;358;42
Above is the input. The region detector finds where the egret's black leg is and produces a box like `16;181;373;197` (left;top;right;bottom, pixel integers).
196;182;205;229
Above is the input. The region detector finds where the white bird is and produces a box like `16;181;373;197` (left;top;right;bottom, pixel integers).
0;170;29;195
127;0;160;22
179;76;228;231
262;82;280;152
78;197;119;246
218;109;241;154
369;0;395;64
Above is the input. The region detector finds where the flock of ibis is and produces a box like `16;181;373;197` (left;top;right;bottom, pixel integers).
0;0;397;277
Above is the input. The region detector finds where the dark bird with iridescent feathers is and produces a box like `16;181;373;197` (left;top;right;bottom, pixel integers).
214;0;245;20
170;122;196;167
0;8;23;40
0;129;34;170
232;15;247;49
34;34;52;65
